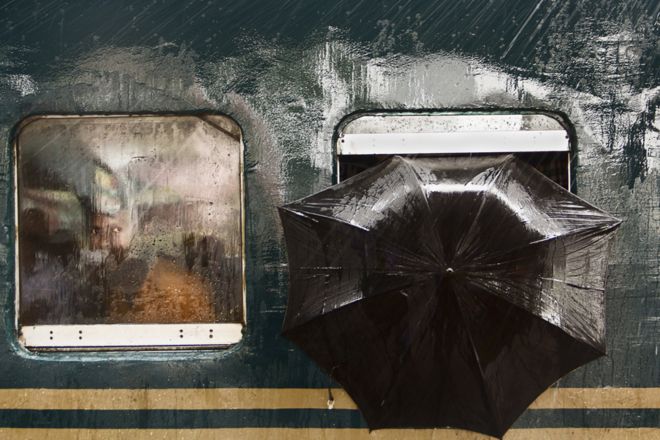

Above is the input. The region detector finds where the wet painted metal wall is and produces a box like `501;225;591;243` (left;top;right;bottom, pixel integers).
0;0;658;438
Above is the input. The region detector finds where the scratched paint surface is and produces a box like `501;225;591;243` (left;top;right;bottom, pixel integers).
0;0;658;430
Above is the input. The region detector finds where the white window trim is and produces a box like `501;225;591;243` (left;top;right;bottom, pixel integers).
338;130;569;155
20;323;243;349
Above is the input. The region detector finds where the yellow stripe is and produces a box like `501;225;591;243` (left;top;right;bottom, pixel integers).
529;388;660;409
0;388;658;410
0;388;352;410
0;428;658;440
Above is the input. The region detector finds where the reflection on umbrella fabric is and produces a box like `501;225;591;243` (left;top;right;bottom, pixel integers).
279;155;620;438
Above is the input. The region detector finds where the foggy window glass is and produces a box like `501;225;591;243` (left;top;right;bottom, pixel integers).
16;115;244;348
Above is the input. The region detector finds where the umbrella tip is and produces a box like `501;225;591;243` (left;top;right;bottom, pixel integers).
445;267;455;275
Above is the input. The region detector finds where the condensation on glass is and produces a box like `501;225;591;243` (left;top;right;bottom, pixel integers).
14;115;245;350
336;112;572;189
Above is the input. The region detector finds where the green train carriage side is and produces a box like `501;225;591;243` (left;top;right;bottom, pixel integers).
0;0;658;438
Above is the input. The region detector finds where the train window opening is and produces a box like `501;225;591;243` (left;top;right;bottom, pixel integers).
336;112;572;189
15;114;245;350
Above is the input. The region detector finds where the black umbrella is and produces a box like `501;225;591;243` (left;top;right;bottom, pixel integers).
279;155;620;438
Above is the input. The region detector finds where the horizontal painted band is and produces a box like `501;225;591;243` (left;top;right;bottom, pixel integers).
1;428;659;440
20;323;244;348
338;131;570;155
0;409;658;429
0;388;658;410
0;428;658;440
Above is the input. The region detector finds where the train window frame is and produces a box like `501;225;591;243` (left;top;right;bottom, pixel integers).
14;114;246;351
335;111;573;189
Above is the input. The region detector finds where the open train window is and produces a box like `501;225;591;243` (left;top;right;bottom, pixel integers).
336;112;572;189
15;114;245;350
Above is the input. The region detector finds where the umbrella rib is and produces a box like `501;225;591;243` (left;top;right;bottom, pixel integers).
464;280;545;314
280;207;369;231
374;245;441;272
375;284;441;409
288;207;440;268
449;285;502;435
460;275;606;354
453;160;508;262
397;157;448;268
287;208;441;273
466;222;620;266
538;277;605;292
462;274;553;323
284;206;439;272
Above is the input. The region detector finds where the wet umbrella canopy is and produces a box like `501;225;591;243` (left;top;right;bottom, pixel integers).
279;155;621;437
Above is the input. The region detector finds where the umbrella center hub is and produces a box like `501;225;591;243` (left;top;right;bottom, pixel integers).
445;267;455;276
